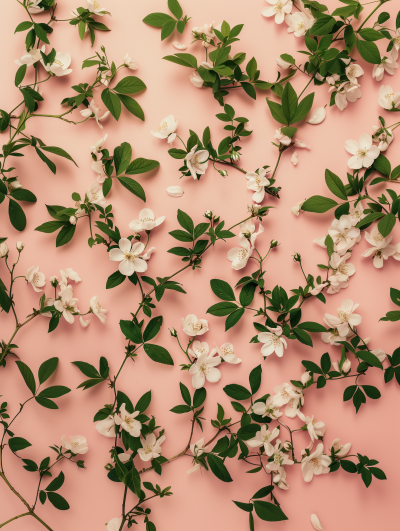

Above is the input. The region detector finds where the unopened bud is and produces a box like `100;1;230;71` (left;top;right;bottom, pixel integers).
169;328;177;338
69;215;77;225
0;242;8;258
230;151;240;162
300;371;311;385
217;169;228;177
50;275;59;287
342;359;351;374
16;241;24;251
293;253;301;262
204;210;213;219
270;239;278;248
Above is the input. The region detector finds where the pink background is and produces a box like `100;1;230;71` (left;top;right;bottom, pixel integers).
1;1;400;529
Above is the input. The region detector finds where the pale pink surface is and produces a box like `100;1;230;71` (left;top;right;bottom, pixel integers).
1;1;400;530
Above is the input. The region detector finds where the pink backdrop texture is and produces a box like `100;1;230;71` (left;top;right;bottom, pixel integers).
1;1;400;530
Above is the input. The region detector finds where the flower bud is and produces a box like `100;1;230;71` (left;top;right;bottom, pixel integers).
204;210;213;219
169;327;177;337
293;253;301;262
230;151;240;162
133;233;141;241
300;370;311;385
202;41;210;48
276;56;294;69
270;239;278;248
50;275;59;287
217;169;228;177
69;215;77;225
342;359;351;374
332;361;340;373
0;242;9;258
16;241;24;251
104;463;113;471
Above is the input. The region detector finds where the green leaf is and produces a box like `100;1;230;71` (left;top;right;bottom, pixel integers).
164;53;197;68
168;0;183;18
35;397;58;409
9;437;32;452
291;92;315;124
233;501;253;512
374;154;391;176
56;225;75;247
207;454;232;482
170;404;192;414
210;279;235;301
356;39;381;64
106;271;125;289
358;28;385;41
301;196;338;213
114;76;146;95
343;385;357;401
179;382;191;406
341;460;357;473
16;361;36;394
225;308;245;331
239;283;256;307
249;365;262;395
161;19;177;40
15;21;33;33
15;64;27;87
293;328;313;346
135;390;151;413
223;384;251;401
298;322;326;332
357;350;383;369
38;358;59;384
35;148;56;174
38;386;70;399
144;344;174;365
310;14;335;36
254;500;288;522
377;213;396;238
101;89;121;120
168;148;187;159
33;23;50;44
118;94;145;121
8;199;26;231
47;492;70;511
325;169;347;200
46;471;65;492
120;320;143;343
266;100;288;125
114;142;132;176
117;177;146;201
369;467;386;480
207;302;239;316
126;158;159;175
281;82;298;124
41;146;78;167
72;361;100;378
11;189;37;202
361;385;381;399
356;212;385;228
177;209;194;234
143;316;163;342
143;13;175;27
193;388;206;408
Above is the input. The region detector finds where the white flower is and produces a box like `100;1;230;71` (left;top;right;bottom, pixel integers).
192;22;217;41
246;425;280;454
373;52;398;81
301;443;331;482
324;299;362;337
87;0;108;15
15;45;45;67
330;438;351;457
141;247;155;261
253;396;282;419
16;241;24;251
166;185;184;197
246;168;270;203
106;518;123;531
301;371;311;385
190;71;204;88
128;208;165;232
187;438;206;474
361;227;396;268
276;56;294;69
151;115;178;141
328;215;360;254
311;514;324;531
273;383;304;418
185;145;209;179
61;435;88;455
274;128;291;146
272;466;289;490
0;242;9;258
90;134;107;155
69;216;77;225
345;63;364;84
138;433;165;462
109;239;148;276
334;82;361;111
95;415;115;438
114;404;141;437
91;160;107;183
25;266;45;292
297;411;326;442
372;125;394;152
345;134;380;169
238;219;264;247
285;12;314;37
329;252;355;283
394;28;400;55
189;351;221;388
59;268;81;290
292;200;305;216
348;201;365;226
378;85;400;110
188;340;211;358
291;152;298;166
342;359;351;373
173;42;187;50
79;316;90;327
212;342;241;364
310;282;328;296
90;295;107;324
181;314;209;336
27;0;44;14
265;440;294;471
227;240;253;270
54;286;79;324
80;99;110;129
42;52;72;77
307;107;326;125
262;0;293;24
123;53;138;70
258;326;287;358
321;328;351;346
